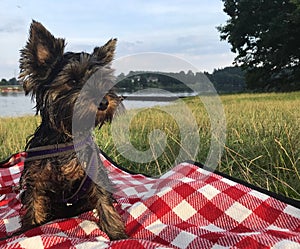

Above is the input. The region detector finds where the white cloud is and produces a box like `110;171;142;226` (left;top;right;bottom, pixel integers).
0;0;234;78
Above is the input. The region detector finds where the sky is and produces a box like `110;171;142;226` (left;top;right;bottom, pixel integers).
0;0;236;79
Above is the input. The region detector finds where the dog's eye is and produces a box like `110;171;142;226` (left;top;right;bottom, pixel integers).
98;98;109;111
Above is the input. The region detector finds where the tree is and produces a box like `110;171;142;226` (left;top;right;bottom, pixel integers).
8;78;18;85
0;79;8;85
218;0;300;91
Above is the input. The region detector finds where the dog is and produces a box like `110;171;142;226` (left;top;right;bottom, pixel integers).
16;20;127;240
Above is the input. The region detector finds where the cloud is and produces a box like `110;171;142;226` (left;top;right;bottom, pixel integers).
0;20;24;33
0;0;234;78
175;52;236;73
116;32;229;58
114;53;199;75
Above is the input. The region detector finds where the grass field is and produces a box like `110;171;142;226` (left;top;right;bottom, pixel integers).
0;92;299;200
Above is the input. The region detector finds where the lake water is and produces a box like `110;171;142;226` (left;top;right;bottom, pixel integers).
0;92;36;117
0;92;194;117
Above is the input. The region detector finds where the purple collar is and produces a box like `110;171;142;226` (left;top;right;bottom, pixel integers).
25;136;96;206
25;136;93;161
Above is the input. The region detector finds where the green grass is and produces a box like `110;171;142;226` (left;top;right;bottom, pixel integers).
0;92;299;200
220;92;300;199
0;116;40;157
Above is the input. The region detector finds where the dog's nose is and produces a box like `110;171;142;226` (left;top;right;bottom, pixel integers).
98;97;109;111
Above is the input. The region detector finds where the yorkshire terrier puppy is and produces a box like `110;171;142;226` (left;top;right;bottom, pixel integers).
17;20;127;240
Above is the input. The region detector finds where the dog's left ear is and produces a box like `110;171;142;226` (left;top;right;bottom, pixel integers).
92;38;117;66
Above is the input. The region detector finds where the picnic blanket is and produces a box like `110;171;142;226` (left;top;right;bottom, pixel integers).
0;152;299;249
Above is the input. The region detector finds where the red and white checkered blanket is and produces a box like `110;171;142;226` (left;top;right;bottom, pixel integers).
0;152;299;248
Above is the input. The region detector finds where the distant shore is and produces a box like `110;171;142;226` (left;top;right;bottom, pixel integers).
0;85;23;93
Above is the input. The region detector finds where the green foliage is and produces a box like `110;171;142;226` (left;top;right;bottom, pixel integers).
0;77;19;86
205;66;246;93
218;0;300;91
0;79;8;85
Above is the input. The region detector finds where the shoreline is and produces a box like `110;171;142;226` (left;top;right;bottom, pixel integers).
0;85;23;93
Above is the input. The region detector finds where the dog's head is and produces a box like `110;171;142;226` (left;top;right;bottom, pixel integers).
19;20;123;135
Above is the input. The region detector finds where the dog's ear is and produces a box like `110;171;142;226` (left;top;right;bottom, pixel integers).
92;38;117;66
19;20;65;95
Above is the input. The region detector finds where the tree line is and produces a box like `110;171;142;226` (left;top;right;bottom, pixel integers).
0;77;19;86
1;67;246;94
115;67;246;93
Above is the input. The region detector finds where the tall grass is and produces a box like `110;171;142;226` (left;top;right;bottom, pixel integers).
220;92;300;199
0;92;299;200
0;116;40;158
